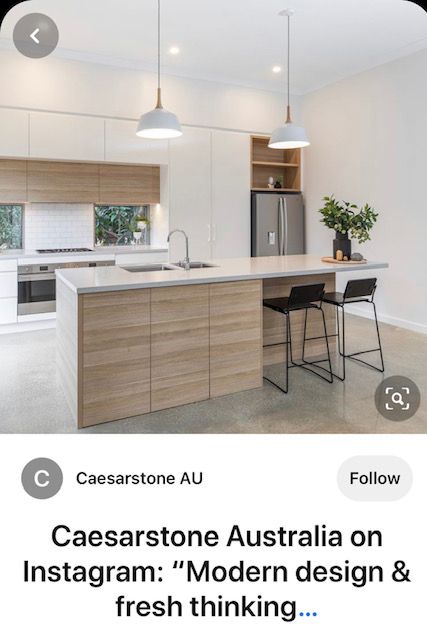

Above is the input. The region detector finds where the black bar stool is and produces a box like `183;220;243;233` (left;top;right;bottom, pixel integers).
322;278;385;381
263;283;333;393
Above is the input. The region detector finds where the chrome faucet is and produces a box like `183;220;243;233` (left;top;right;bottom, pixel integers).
167;229;190;270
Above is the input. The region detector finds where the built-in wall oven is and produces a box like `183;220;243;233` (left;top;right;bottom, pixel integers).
17;260;114;316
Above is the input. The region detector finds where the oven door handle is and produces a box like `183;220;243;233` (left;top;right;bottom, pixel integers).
18;273;55;282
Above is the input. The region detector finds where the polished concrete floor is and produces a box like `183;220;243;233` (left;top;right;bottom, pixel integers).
0;315;426;434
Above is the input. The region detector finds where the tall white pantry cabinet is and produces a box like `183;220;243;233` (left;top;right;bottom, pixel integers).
168;127;251;262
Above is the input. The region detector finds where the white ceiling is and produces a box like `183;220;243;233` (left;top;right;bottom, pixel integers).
1;0;427;94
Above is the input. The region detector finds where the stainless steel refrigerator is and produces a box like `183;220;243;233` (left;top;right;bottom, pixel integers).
251;192;305;257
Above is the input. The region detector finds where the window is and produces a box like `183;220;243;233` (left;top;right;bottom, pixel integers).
0;205;23;249
94;205;151;246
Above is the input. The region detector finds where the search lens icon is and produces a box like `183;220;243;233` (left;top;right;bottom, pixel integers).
391;392;405;406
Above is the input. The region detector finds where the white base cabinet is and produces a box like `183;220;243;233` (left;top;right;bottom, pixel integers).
0;259;17;325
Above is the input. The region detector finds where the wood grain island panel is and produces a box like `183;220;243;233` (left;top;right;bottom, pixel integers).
81;289;151;427
210;280;262;397
151;284;210;411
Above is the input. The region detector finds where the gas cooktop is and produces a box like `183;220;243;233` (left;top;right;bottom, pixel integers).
36;248;94;254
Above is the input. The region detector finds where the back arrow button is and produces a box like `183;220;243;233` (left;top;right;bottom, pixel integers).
13;13;59;59
30;28;40;44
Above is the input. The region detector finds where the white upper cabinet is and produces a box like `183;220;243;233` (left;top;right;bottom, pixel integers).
169;127;212;262
29;113;105;161
211;131;251;258
105;119;168;165
0;109;29;158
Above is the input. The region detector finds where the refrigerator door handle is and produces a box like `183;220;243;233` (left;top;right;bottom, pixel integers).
279;198;285;256
284;198;289;256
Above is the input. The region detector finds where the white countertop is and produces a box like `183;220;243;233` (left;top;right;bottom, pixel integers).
56;255;389;295
0;245;168;264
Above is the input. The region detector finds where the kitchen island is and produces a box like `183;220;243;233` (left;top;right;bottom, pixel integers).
56;255;388;428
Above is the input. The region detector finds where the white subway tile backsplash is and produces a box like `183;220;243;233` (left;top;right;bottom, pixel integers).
24;204;94;249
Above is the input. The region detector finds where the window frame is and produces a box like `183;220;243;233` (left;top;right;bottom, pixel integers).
93;204;151;247
0;203;24;250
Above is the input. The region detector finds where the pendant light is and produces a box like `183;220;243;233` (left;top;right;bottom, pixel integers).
269;9;310;149
136;0;183;139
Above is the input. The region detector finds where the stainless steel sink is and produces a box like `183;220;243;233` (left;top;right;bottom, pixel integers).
172;262;217;269
121;264;176;273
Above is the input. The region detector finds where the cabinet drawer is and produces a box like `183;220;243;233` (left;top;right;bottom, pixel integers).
0;298;17;324
0;271;17;298
0;259;18;272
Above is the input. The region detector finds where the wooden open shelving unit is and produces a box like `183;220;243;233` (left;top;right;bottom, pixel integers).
251;135;301;192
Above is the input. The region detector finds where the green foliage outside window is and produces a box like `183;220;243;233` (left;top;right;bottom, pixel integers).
95;206;150;246
0;205;23;249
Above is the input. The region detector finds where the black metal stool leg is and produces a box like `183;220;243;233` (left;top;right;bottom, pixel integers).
345;300;385;373
295;307;335;384
285;312;290;393
320;307;334;383
302;308;308;362
373;301;385;372
342;306;346;379
263;311;290;394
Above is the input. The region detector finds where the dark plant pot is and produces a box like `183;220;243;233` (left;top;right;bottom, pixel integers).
333;232;351;259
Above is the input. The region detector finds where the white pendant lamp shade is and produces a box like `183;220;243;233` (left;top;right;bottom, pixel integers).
269;9;309;150
136;0;182;140
136;105;182;139
269;122;310;149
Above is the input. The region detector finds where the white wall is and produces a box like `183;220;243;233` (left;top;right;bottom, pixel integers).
0;50;299;134
302;48;427;334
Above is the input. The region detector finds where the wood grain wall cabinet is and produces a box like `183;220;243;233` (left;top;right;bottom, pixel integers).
210;280;263;397
80;289;151;427
151;284;210;411
27;161;100;203
251;136;301;192
0;160;27;202
98;163;160;204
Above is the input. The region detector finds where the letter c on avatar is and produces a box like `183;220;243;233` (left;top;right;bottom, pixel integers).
34;469;50;488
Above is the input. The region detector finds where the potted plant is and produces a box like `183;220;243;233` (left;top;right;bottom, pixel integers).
319;195;379;259
128;220;143;244
135;214;150;232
